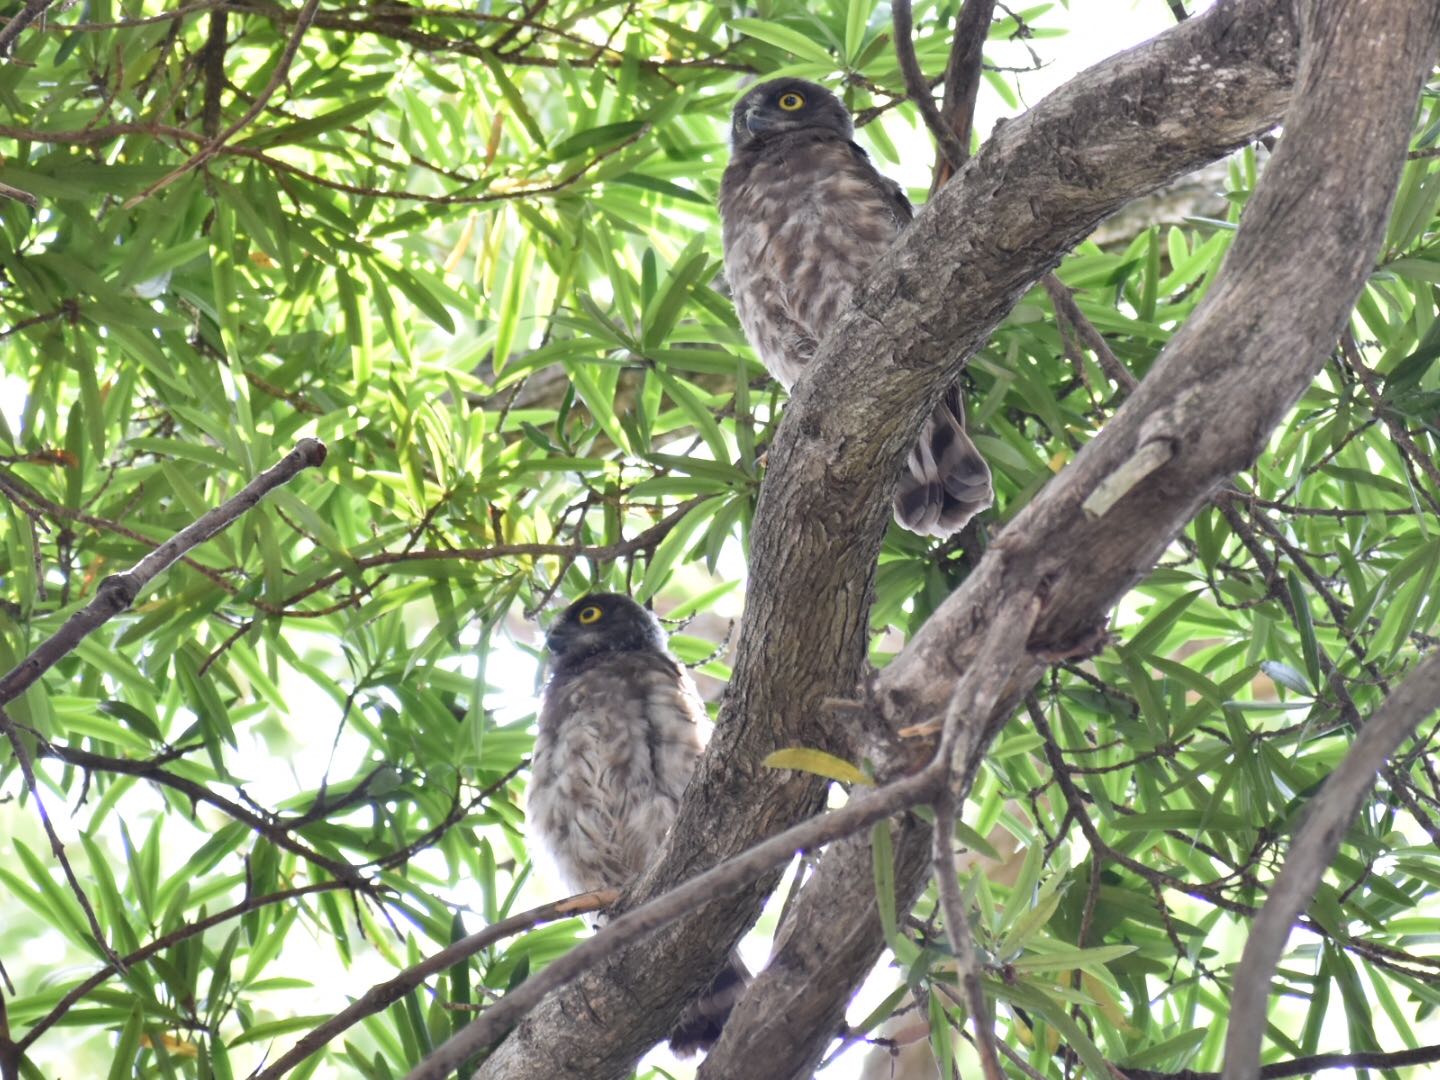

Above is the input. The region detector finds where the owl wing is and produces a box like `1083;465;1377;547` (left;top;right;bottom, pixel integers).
529;651;705;895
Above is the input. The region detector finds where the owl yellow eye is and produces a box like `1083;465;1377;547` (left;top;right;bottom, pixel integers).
777;91;805;111
577;605;603;625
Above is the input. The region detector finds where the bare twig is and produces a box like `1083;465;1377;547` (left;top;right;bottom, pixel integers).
254;890;618;1080
1042;273;1139;392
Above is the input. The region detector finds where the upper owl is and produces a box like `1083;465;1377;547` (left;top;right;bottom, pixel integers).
718;79;993;538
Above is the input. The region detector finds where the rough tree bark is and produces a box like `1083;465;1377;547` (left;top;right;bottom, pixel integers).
442;1;1436;1077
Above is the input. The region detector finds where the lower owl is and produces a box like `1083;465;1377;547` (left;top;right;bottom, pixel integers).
528;592;748;1055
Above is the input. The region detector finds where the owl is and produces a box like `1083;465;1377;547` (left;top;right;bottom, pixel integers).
719;78;994;538
528;592;747;1055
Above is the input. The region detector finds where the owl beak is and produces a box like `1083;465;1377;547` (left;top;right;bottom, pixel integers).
743;106;775;137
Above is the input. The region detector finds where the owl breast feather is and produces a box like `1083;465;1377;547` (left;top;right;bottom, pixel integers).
720;134;910;388
529;652;705;896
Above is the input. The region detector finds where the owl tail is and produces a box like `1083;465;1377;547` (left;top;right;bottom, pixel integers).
893;385;993;538
667;950;750;1057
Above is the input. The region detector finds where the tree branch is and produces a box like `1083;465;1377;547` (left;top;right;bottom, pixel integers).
463;3;1305;1075
0;438;326;706
0;0;58;56
255;890;618;1080
893;0;970;171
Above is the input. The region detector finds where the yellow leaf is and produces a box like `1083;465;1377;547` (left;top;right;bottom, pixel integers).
762;747;873;786
141;1033;199;1057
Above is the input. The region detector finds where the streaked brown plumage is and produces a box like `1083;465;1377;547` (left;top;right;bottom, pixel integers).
719;78;993;537
528;593;747;1056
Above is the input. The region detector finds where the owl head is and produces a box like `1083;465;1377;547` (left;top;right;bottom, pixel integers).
544;592;668;673
729;78;853;149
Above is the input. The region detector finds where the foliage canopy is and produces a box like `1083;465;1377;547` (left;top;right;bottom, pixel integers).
2;1;1440;1078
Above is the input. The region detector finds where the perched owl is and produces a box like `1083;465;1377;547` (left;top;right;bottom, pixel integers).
528;592;747;1055
719;78;994;538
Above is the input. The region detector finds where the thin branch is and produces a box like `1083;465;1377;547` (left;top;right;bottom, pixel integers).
0;438;326;706
36;742;371;889
402;763;946;1080
0;706;123;973
17;882;346;1052
932;789;1002;1080
1222;649;1440;1079
271;493;707;612
253;890;618;1080
123;0;323;208
1042;273;1138;392
0;0;58;56
0;467;245;600
1127;1043;1440;1079
892;0;970;171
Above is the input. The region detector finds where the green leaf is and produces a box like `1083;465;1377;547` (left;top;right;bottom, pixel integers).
237;97;390;149
635;497;721;602
107;1001;145;1080
730;18;837;65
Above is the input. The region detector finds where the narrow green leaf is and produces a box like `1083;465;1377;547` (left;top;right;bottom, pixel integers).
730;18;836;65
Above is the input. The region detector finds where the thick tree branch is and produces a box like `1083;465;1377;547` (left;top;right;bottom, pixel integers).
463;3;1306;1076
696;819;932;1080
